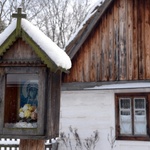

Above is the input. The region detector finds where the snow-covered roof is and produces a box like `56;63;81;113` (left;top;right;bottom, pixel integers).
66;0;103;46
65;0;113;59
0;18;71;71
66;0;105;46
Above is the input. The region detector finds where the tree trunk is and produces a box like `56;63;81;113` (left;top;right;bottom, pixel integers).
19;139;45;150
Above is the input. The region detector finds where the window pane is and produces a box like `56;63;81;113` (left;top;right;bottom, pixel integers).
135;99;145;109
4;74;38;128
119;98;132;134
134;98;147;135
120;99;130;109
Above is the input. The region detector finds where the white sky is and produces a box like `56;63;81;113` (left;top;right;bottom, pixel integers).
89;0;104;5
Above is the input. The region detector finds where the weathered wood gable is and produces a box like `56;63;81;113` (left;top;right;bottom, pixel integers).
2;38;43;65
63;0;150;83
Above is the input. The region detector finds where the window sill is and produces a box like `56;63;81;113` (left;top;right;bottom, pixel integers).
116;135;150;141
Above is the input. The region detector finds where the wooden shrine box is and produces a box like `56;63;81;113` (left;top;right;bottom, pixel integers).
0;8;71;139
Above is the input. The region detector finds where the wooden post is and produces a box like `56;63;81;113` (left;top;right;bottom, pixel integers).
19;139;45;150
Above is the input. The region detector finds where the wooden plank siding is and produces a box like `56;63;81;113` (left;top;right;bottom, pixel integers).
145;0;150;79
63;0;150;83
118;0;126;80
132;0;138;80
113;0;119;81
126;0;133;80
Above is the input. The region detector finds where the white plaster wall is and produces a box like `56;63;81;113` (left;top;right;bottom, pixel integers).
59;88;150;150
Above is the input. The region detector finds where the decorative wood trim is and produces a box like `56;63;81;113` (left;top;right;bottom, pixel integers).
0;30;18;57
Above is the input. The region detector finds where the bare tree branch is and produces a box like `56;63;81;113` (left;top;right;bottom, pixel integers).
0;0;90;48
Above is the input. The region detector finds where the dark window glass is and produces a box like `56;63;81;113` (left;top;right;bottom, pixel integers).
4;74;38;128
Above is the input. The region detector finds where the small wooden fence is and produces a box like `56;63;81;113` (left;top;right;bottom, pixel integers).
0;138;55;150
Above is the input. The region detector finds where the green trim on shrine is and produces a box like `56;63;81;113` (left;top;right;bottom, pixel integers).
0;8;68;72
0;30;17;56
22;30;58;72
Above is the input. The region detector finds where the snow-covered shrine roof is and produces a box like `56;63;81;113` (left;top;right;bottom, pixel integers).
0;9;71;72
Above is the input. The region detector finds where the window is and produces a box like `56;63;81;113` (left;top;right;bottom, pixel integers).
0;67;46;136
4;74;39;128
115;93;150;141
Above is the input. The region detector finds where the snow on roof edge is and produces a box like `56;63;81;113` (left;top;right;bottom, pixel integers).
0;19;16;45
84;82;150;90
65;0;105;48
21;19;71;70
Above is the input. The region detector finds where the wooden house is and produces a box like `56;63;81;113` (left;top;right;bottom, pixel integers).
60;0;150;149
